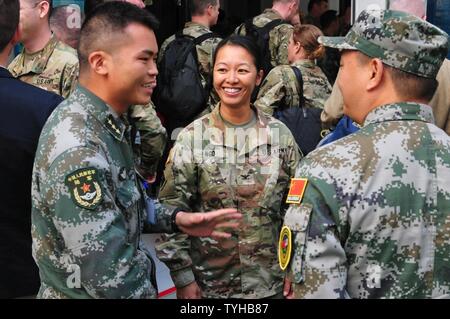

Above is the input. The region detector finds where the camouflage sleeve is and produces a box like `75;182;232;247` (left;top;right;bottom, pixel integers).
272;24;293;66
155;131;199;288
286;162;348;299
255;66;289;116
60;61;79;99
41;146;154;298
130;102;167;179
321;80;344;128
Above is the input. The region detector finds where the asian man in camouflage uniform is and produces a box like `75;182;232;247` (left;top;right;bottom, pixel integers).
31;2;240;299
235;0;299;68
9;0;79;98
281;9;450;298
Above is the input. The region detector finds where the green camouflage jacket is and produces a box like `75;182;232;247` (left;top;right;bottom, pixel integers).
156;104;301;298
255;59;332;116
235;9;293;67
130;101;167;179
32;86;177;299
283;102;450;298
158;22;222;110
8;35;79;98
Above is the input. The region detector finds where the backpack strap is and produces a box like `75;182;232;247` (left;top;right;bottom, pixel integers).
260;19;286;34
291;66;305;108
193;32;217;45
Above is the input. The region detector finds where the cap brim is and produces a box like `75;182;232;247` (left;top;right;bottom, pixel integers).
318;36;357;50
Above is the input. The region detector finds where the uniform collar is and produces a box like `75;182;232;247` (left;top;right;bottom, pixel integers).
363;102;435;127
184;21;211;32
9;34;59;76
207;103;273;152
292;59;316;69
263;8;284;21
75;85;127;141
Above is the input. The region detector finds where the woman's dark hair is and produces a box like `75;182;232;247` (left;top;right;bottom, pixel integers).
212;35;262;72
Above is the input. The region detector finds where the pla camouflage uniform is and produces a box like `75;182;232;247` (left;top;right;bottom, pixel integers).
235;9;293;68
129;101;167;179
32;86;179;299
156;105;301;298
255;60;332;116
8;35;79;98
282;10;450;298
159;22;222;114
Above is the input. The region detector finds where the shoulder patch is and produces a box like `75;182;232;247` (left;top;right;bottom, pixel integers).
286;178;308;204
278;225;292;270
65;167;103;210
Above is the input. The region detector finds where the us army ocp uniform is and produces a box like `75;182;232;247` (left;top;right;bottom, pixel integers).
8;35;79;98
32;86;179;298
156;104;301;298
235;9;293;68
255;60;331;116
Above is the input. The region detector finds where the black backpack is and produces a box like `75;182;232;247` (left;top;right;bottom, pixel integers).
242;18;286;79
274;66;325;156
154;32;215;130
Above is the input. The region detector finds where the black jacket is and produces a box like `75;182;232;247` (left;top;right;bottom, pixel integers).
0;67;63;298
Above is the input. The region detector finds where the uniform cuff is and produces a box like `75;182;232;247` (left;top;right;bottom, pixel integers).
171;268;195;288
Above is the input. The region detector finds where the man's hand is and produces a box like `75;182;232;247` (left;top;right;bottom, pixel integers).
176;208;241;239
283;276;294;299
177;281;202;299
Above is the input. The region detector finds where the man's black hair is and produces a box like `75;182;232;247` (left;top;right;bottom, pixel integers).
78;1;159;70
0;0;20;52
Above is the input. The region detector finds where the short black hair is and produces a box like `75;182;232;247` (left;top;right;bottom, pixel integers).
213;35;262;72
308;0;328;12
320;9;338;30
78;1;159;70
0;0;20;52
189;0;218;16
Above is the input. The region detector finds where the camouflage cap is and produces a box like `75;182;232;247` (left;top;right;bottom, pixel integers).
319;9;449;78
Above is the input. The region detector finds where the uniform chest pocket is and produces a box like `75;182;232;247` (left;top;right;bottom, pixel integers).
116;180;141;210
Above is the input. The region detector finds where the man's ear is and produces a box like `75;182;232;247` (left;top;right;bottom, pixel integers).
366;58;384;91
88;51;110;76
38;1;50;19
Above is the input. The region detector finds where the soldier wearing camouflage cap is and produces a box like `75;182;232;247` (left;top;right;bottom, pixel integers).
8;0;79;98
31;2;241;299
281;9;450;298
321;0;450;135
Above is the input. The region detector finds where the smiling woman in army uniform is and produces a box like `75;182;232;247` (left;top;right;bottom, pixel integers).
156;35;301;299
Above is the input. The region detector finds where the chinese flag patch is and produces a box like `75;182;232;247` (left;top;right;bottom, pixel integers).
286;178;308;204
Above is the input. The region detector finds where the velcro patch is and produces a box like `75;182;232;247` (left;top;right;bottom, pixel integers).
65;167;103;210
286;178;308;204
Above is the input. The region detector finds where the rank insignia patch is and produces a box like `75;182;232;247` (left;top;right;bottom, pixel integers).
65;168;103;210
286;178;308;204
278;226;292;270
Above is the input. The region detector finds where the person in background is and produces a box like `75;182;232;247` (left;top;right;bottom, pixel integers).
255;24;331;116
317;9;340;84
8;0;79;98
303;0;328;27
50;4;82;49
